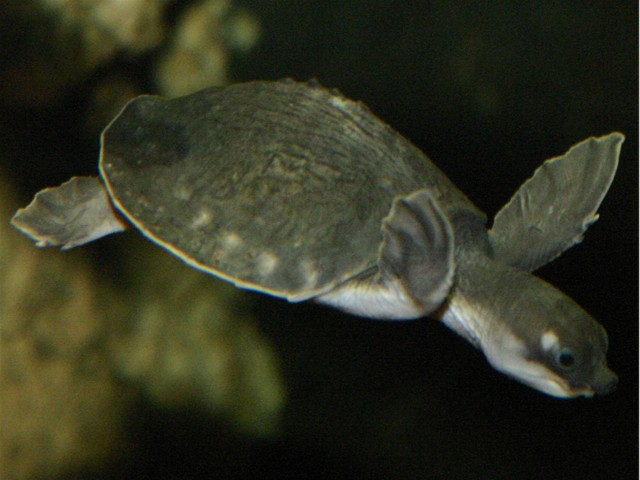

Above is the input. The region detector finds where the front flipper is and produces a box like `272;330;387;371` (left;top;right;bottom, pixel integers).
11;176;128;250
318;191;454;319
489;132;624;272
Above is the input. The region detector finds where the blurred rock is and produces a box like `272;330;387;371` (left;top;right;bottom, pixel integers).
112;235;285;437
4;171;285;479
3;177;285;479
0;0;166;106
83;74;143;140
154;0;261;97
0;172;129;480
2;2;278;468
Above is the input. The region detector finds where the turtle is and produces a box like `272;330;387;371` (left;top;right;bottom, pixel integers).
12;79;624;398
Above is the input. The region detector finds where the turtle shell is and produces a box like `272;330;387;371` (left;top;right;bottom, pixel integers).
99;80;477;300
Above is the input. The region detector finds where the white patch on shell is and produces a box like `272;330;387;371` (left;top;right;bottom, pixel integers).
221;231;243;250
175;184;192;201
211;231;244;264
256;251;279;277
329;95;351;110
299;259;320;290
191;208;213;229
541;330;560;351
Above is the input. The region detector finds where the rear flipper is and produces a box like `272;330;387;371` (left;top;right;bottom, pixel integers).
11;176;128;249
318;191;455;319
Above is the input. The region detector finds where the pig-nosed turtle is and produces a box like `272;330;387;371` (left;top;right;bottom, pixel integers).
12;79;624;398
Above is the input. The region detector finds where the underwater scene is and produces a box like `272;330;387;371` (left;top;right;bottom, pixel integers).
0;1;637;479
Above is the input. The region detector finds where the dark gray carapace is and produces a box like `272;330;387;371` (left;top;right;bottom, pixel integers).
11;80;624;397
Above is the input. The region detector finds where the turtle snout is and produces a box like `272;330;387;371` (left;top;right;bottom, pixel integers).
591;367;618;396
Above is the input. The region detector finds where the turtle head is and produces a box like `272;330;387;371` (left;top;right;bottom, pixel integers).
480;269;617;398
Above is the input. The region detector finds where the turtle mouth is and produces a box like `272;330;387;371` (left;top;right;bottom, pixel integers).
491;354;594;398
534;377;594;398
515;369;593;398
515;365;620;398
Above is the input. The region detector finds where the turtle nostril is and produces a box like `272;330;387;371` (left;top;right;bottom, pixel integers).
593;368;618;395
603;375;618;395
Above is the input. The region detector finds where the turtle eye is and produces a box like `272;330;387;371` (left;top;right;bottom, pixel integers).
555;348;577;370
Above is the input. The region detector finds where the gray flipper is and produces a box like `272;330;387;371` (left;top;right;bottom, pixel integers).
489;132;624;272
11;176;128;250
378;190;455;314
317;190;454;319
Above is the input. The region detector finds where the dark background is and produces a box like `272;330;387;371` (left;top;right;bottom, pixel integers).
2;2;637;479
